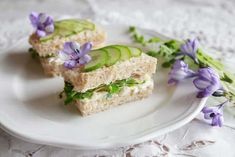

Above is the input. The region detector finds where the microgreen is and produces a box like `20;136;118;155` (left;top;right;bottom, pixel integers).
62;78;143;105
128;26;235;126
28;48;55;59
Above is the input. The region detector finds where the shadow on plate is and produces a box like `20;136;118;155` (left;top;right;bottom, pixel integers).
24;93;82;122
2;51;47;80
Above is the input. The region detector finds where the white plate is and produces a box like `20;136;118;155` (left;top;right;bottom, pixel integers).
0;25;207;149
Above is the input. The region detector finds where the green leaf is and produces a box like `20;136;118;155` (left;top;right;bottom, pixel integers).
221;73;233;84
129;26;136;33
146;50;160;57
62;78;145;105
28;48;39;59
162;61;172;68
164;40;181;50
129;26;163;46
183;55;199;70
108;84;122;94
197;49;223;69
148;37;161;43
28;48;54;59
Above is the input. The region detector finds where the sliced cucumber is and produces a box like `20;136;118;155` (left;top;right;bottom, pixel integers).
111;45;131;61
103;47;121;66
40;19;95;42
83;49;108;72
128;47;142;57
77;19;95;30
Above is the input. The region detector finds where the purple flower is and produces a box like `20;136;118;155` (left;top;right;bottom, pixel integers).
193;67;221;98
59;42;92;69
180;39;199;62
201;100;228;127
29;12;54;37
168;60;196;85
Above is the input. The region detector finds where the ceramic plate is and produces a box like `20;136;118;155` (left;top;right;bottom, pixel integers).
0;25;207;149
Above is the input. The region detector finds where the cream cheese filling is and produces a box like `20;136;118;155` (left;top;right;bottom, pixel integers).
80;75;154;103
48;56;64;64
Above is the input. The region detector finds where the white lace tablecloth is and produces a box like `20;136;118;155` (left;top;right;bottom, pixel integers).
0;0;235;156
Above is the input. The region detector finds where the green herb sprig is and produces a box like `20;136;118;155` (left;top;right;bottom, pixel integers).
129;26;161;46
128;26;235;103
62;78;144;105
28;48;55;59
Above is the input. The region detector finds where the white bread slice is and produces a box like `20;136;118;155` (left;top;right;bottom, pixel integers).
76;78;154;116
29;26;106;57
39;57;62;77
62;53;157;92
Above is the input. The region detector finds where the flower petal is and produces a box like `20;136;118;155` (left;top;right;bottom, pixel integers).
79;54;91;65
204;113;212;119
59;50;70;61
70;42;80;51
36;30;46;37
64;60;77;69
217;115;224;127
192;39;199;52
80;42;92;55
202;107;214;114
168;78;178;85
168;60;196;85
63;42;76;55
198;67;217;81
211;115;219;126
180;39;199;60
44;16;54;26
38;13;47;24
193;78;211;90
29;12;39;27
45;24;54;33
196;90;211;98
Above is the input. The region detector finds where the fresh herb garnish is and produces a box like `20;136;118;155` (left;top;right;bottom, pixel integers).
128;26;235;127
28;48;55;59
129;26;161;46
62;78;144;105
28;48;39;59
128;26;235;104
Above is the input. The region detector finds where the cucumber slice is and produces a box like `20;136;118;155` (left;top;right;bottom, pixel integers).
40;19;95;42
78;19;95;30
112;45;131;61
128;47;142;57
103;47;121;66
83;49;108;72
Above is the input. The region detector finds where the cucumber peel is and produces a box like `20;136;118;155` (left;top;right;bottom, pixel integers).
127;47;142;57
103;47;121;66
112;45;131;61
83;49;108;72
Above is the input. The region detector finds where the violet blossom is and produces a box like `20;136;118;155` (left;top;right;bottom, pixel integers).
180;39;199;62
168;60;196;85
193;67;222;98
59;42;92;69
201;100;228;127
29;12;54;37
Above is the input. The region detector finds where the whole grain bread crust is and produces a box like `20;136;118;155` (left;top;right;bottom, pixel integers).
29;26;106;56
62;53;157;92
76;84;153;116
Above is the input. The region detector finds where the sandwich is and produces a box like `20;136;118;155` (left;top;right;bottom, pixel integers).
28;12;106;76
59;42;157;116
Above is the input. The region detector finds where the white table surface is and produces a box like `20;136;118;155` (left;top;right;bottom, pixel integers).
0;0;235;156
